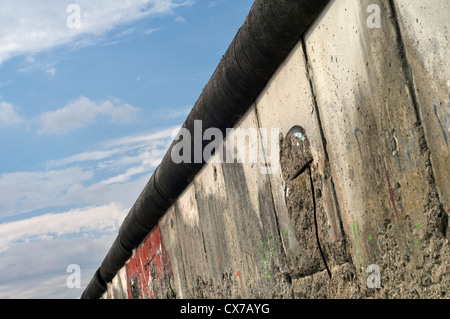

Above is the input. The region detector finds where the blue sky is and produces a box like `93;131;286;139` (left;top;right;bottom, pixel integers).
0;0;253;299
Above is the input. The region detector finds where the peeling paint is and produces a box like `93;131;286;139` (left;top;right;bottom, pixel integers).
125;225;174;299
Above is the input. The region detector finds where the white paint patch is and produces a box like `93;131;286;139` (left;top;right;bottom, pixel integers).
178;186;199;228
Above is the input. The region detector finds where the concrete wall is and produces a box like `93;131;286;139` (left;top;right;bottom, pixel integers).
101;0;449;299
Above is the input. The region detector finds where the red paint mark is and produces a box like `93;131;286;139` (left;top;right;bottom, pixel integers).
236;271;244;299
385;168;401;226
125;225;173;299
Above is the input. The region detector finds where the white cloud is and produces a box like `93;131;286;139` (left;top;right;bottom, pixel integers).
208;0;227;8
0;101;25;128
65;174;150;207
0;124;181;298
115;26;138;38
153;106;191;119
100;148;166;185
0;126;177;219
175;16;187;23
102;166;149;185
48;126;177;168
49;129;173;186
1;95;145;134
37;96;142;135
17;58;58;74
0;234;117;298
0;204;126;298
47;149;123;167
0;165;151;219
142;27;162;35
0;203;126;253
46;67;57;76
0;80;12;87
103;125;179;149
0;0;193;65
0;271;87;299
0;126;176;298
0;167;94;218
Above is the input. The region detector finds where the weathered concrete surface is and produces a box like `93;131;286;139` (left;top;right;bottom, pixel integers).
125;225;175;299
293;263;360;299
103;267;128;299
280;129;327;277
393;0;450;227
303;0;449;297
254;38;351;279
102;0;449;299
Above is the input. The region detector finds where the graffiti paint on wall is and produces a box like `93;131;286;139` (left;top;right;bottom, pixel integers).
125;225;174;299
260;226;300;279
356;220;423;272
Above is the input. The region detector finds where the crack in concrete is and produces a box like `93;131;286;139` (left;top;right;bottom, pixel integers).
290;158;314;181
309;165;332;279
300;36;352;279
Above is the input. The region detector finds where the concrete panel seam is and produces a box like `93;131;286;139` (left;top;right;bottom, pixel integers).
173;203;191;298
253;103;291;273
388;0;448;237
300;36;352;264
309;165;332;279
